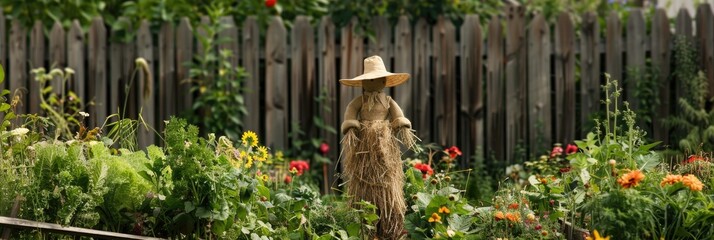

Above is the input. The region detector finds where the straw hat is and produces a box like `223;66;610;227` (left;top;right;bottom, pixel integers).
339;55;410;87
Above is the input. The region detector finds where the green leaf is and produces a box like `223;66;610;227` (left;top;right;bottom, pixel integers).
448;214;472;232
0;103;10;112
0;64;5;83
256;185;270;200
636;152;660;171
184;201;195;213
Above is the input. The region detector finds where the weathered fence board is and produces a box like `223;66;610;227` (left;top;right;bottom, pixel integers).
414;18;432;142
486;16;505;162
606;12;623;83
580;12;600;135
675;8;693;103
290;16;316;138
459;14;482;165
433;16;457;146
218;16;239;68
265;16;288;150
29;21;43;114
652;9;671;144
159;22;175;133
340;18;363;126
0;216;165;240
318;16;337;193
394;16;413;122
68;20;85;105
242;16;260;135
89;17;107;126
626;9;645;111
528;14;551;156
555;12;575;144
136;20;154;148
9;21;26;114
49;22;66;96
697;4;714;99
121;19;137;120
175;18;193;115
369;16;392;71
505;4;526;163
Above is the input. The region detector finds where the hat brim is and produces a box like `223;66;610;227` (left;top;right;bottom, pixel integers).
339;71;410;87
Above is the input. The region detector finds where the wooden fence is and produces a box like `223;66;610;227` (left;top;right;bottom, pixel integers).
2;4;714;170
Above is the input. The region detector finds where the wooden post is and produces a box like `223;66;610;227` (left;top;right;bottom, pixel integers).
67;20;85;106
580;12;600;135
318;16;337;193
555;12;575;144
625;9;645;113
136;20;154;147
159;22;175;134
242;16;260;135
432;16;457;147
486;16;505;162
652;9;672;144
675;8;693;104
218;16;239;69
29;21;44;114
175;18;193;115
290;16;316;138
528;14;551;156
394;16;413;123
339;18;364;126
414;19;432;143
49;22;66;97
505;3;526;163
459;14;483;165
265;16;288;150
89;17;107;127
9;21;26;114
696;4;714;99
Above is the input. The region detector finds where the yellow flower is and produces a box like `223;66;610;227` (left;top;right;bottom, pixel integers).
660;174;683;187
438;206;450;214
241;131;259;147
428;213;442;223
244;156;254;168
585;230;610;240
682;174;704;191
275;151;284;162
260;174;269;182
256;146;269;162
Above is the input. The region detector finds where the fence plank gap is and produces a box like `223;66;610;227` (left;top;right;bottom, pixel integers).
242;16;261;136
459;14;482;165
265;16;288;150
486;16;505;162
555;12;576;144
136;20;155;148
505;4;526;163
528;14;552;156
29;21;44;114
88;17;107;127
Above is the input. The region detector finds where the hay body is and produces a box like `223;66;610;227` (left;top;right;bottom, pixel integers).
342;120;405;239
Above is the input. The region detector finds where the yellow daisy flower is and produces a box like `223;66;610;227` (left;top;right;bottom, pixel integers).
244;156;254;168
256;146;269;162
260;174;269;182
241;131;259;147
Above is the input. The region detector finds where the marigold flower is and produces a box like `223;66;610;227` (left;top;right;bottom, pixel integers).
494;211;505;221
617;169;645;188
445;146;462;159
414;163;434;179
438;206;450;214
541;230;548;236
682;174;704;191
508;203;519;209
241;131;259;147
585;230;610;240
565;144;578;155
428;213;442;223
685;155;706;164
505;212;521;223
660;174;683;187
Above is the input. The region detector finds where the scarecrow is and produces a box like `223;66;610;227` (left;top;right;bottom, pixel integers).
340;55;418;239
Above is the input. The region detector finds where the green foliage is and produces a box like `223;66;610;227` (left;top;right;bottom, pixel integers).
186;8;248;141
31;67;86;141
629;59;661;136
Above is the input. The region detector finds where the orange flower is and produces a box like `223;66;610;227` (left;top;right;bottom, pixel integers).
494;211;505;221
508;203;519;209
505;212;521;223
438;206;451;214
585;230;611;240
428;213;442;223
660;174;683;187
682;174;704;191
617;169;645;188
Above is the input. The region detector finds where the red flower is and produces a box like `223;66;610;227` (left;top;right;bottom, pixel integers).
559;167;571;173
265;0;277;8
685;155;706;164
445;146;462;159
414;163;434;179
565;144;578;155
550;146;563;158
319;142;329;155
284;175;292;184
289;160;310;176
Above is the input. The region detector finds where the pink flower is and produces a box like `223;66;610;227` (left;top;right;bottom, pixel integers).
565;144;578;155
319;143;329;155
550;146;563;158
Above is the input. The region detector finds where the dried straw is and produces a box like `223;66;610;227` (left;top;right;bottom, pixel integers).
342;120;406;239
